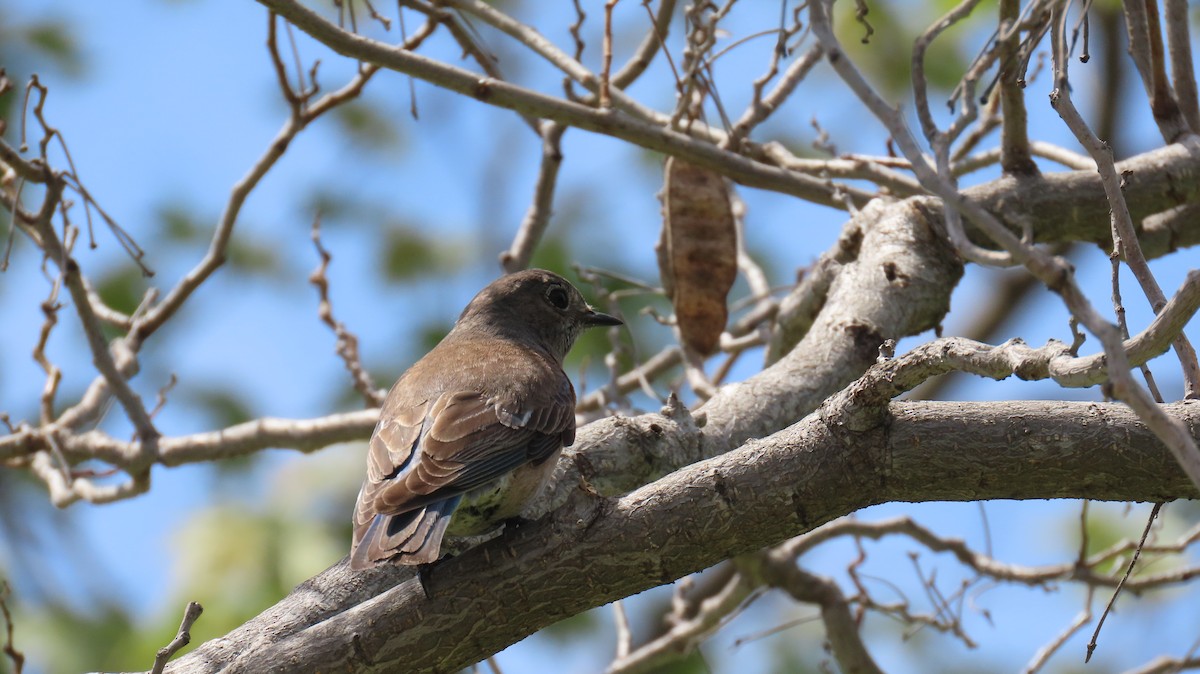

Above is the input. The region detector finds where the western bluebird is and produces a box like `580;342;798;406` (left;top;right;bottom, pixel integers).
350;269;621;568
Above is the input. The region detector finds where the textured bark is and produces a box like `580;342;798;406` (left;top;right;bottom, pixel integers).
170;399;1200;673
960;137;1200;255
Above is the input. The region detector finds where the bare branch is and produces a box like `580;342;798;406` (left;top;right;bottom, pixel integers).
151;602;203;674
0;581;24;674
1;410;377;505
1050;6;1200;400
173;398;1200;673
499;122;567;273
1121;0;1191;141
810;0;1200;491
258;0;869;209
758;552;883;674
1086;503;1162;663
309;215;386;407
998;0;1037;174
1163;0;1200;133
1022;592;1092;674
607;563;754;674
1123;655;1200;674
611;0;677;89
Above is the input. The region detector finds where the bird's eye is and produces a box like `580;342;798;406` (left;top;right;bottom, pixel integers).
546;286;570;310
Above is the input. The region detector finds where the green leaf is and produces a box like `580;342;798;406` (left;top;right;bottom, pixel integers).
380;226;445;281
226;238;282;276
23;22;84;77
158;203;206;244
333;100;404;152
184;387;255;428
95;265;148;317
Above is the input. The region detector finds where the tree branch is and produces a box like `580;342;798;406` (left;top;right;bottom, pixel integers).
169;399;1200;673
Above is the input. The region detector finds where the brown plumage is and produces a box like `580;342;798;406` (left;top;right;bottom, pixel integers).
350;269;621;568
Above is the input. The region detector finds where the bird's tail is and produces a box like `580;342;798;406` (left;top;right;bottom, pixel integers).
350;496;461;569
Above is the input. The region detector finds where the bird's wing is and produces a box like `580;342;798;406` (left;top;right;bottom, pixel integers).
361;380;575;520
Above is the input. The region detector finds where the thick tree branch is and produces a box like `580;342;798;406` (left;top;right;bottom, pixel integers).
170;399;1200;673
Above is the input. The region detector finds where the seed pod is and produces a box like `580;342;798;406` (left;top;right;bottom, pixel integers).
656;157;738;356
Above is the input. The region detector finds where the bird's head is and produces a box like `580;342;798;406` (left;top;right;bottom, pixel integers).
455;269;622;362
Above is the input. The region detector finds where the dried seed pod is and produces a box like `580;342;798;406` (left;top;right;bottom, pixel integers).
656;157;738;356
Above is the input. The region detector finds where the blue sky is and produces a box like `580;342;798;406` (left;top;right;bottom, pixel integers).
2;1;1199;672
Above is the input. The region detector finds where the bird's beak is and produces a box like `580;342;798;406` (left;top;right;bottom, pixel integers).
583;307;623;327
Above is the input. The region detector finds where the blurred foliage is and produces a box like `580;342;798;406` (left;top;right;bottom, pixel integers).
0;12;83;80
20;22;83;77
0;11;82;138
183;387;255;428
332;100;405;153
650;652;710;674
1067;504;1187;579
164;448;357;664
415;318;456;355
835;1;977;98
0;472;78;606
225;236;283;276
15;603;144;674
304;188;365;225
95;265;149;318
159;203;206;244
380;224;455;281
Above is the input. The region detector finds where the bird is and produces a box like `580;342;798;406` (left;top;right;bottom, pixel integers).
350;269;622;569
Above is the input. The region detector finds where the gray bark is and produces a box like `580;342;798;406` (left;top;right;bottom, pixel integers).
172;399;1200;673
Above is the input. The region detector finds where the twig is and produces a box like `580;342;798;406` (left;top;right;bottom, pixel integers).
151;601;203;674
263;0;869;209
759;552;884;674
309;214;386;407
781;515;1200;593
1049;4;1200;420
599;0;619;108
1085;503;1161;662
1163;0;1199;133
2;410;378;507
611;0;678;89
576;346;681;413
834;271;1200;394
1121;0;1190;141
998;0;1037;174
726;40;821;148
1022;589;1092;673
1122;655;1200;674
130;16;402;347
1049;5;1200;399
612;599;632;659
439;0;654;124
607;563;755;674
499;122;567;273
810;0;1200;491
0;581;24;674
